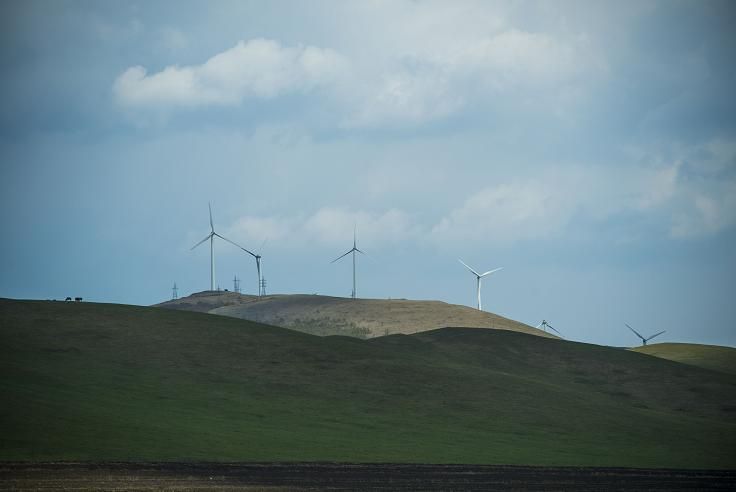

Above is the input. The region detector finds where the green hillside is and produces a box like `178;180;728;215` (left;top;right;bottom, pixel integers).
633;343;736;376
1;298;735;468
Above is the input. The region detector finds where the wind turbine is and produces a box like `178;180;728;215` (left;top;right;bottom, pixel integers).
625;323;665;346
536;319;562;336
332;227;365;299
458;259;503;311
190;203;249;292
229;239;266;297
253;239;268;297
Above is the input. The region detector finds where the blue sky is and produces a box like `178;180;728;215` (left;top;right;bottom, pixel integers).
1;1;735;347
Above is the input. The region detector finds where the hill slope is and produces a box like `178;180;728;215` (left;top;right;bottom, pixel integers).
156;290;256;313
157;291;554;339
633;343;736;376
1;298;735;468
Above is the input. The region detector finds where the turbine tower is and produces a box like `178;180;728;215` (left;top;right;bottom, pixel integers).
332;227;365;299
228;240;265;297
536;319;562;336
244;248;263;296
458;259;502;311
625;323;665;346
190;203;249;291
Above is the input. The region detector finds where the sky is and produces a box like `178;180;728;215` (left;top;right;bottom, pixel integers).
1;0;735;347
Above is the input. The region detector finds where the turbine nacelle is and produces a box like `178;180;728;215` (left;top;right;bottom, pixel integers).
458;258;502;311
332;226;365;299
536;319;563;336
191;203;250;292
230;239;266;297
625;323;665;346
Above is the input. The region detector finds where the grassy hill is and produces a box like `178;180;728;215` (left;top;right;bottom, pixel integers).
633;343;736;376
157;291;554;339
1;298;735;468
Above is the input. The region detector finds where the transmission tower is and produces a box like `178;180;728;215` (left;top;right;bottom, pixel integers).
172;283;178;300
259;278;267;296
233;275;240;294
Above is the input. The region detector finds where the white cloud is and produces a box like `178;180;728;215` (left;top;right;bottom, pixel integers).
113;38;348;108
221;153;736;251
345;67;462;127
114;65;200;107
621;140;736;238
225;207;419;249
634;161;681;210
430;179;578;244
342;26;597;128
444;29;580;86
303;207;417;245
113;3;602;128
670;180;736;238
430;153;736;244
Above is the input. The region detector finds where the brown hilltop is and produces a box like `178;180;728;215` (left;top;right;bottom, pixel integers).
157;290;257;313
156;291;556;339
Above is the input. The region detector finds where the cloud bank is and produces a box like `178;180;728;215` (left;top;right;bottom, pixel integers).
114;38;348;107
113;15;598;127
224;152;736;249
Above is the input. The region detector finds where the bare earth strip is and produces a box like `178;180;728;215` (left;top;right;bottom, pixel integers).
2;463;735;491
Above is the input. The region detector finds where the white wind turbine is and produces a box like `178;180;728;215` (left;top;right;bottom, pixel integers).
625;323;666;346
332;227;365;299
458;259;503;311
231;239;267;297
190;203;249;292
536;319;563;336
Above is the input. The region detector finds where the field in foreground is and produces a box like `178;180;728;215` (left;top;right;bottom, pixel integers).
2;462;735;491
1;298;735;468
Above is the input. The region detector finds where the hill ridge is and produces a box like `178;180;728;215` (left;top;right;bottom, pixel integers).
632;342;736;376
156;291;555;339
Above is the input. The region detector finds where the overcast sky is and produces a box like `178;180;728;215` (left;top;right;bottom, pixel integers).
1;1;734;347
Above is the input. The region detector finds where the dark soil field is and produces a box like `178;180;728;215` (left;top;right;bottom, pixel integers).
2;462;735;491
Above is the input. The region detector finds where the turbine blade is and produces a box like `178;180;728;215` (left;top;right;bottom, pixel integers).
458;259;481;277
536;321;544;329
625;323;646;341
331;249;352;263
208;202;214;232
191;233;212;250
355;247;366;255
547;324;563;336
214;233;256;256
480;267;503;277
646;330;666;342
